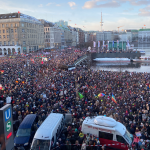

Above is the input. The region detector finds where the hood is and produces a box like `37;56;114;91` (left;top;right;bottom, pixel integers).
14;136;30;145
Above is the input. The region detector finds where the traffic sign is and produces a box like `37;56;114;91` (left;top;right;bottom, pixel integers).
5;108;11;122
6;121;11;132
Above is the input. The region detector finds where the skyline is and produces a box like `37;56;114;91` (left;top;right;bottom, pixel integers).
0;0;150;31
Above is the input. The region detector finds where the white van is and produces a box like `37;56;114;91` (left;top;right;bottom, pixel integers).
30;113;64;150
81;116;133;150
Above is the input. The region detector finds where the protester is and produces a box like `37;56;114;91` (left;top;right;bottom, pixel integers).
0;49;150;150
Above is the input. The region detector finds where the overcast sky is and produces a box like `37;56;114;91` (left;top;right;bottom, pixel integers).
0;0;150;31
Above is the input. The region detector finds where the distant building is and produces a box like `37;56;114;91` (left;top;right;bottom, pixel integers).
39;19;61;49
96;32;104;41
104;31;113;41
0;12;44;55
55;20;68;27
76;28;85;46
138;29;150;43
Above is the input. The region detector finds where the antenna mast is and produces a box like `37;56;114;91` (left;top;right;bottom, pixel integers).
100;12;103;32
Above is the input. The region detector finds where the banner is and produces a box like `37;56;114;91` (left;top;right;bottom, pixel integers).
117;40;119;46
103;41;105;46
98;41;100;47
113;41;114;48
127;40;130;48
93;41;96;47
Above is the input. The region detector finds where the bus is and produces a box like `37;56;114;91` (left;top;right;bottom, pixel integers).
81;116;133;150
30;113;64;150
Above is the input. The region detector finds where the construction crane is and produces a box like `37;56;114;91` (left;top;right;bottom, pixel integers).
117;26;123;32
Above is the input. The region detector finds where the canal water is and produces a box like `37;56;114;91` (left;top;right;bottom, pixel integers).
91;48;150;73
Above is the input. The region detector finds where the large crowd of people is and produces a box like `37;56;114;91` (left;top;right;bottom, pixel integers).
0;49;150;150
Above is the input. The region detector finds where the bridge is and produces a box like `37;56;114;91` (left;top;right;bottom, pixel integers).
67;51;141;70
74;55;88;66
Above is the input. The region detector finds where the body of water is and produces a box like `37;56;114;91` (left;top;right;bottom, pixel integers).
91;48;150;73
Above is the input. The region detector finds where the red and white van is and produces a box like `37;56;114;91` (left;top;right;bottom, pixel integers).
81;116;133;150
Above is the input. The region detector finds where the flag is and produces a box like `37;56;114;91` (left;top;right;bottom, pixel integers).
144;24;146;26
112;94;117;104
18;11;20;13
78;92;84;99
113;41;114;47
103;41;105;46
75;24;77;25
98;41;100;47
0;70;4;74
93;41;96;47
98;93;105;97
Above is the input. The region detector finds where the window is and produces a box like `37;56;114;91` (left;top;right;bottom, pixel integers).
15;23;17;27
22;29;25;33
11;29;13;33
15;29;17;33
11;24;13;27
16;129;31;137
16;41;19;45
116;135;127;144
0;41;2;45
23;34;25;38
2;24;4;28
0;30;1;33
99;131;113;140
0;35;1;39
6;24;8;27
22;23;24;27
8;41;10;45
7;35;9;39
23;41;26;45
6;29;9;33
3;35;5;39
3;30;5;33
4;41;6;45
12;41;15;46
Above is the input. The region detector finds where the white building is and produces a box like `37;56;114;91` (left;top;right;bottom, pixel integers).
119;31;132;42
138;29;150;43
104;31;113;41
96;32;104;41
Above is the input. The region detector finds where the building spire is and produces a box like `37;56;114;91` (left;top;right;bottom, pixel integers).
100;12;103;32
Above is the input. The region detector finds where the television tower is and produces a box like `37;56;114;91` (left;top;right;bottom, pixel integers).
100;12;103;32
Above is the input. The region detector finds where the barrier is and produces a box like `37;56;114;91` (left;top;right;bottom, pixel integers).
51;142;129;150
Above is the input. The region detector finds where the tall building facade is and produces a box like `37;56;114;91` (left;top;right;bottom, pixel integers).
0;12;44;55
40;19;61;49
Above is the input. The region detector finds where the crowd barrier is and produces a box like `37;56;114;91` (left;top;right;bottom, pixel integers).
51;143;131;150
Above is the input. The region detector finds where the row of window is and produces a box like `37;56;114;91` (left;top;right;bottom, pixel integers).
0;41;17;46
0;35;19;39
0;41;38;46
0;34;44;39
0;29;17;33
0;23;44;28
0;23;18;28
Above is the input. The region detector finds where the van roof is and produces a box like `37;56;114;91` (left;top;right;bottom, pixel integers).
83;116;126;136
19;114;36;129
34;113;63;140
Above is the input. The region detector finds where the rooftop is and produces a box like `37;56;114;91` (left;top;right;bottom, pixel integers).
0;12;42;24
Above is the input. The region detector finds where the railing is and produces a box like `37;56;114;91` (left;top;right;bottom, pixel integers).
74;54;88;66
